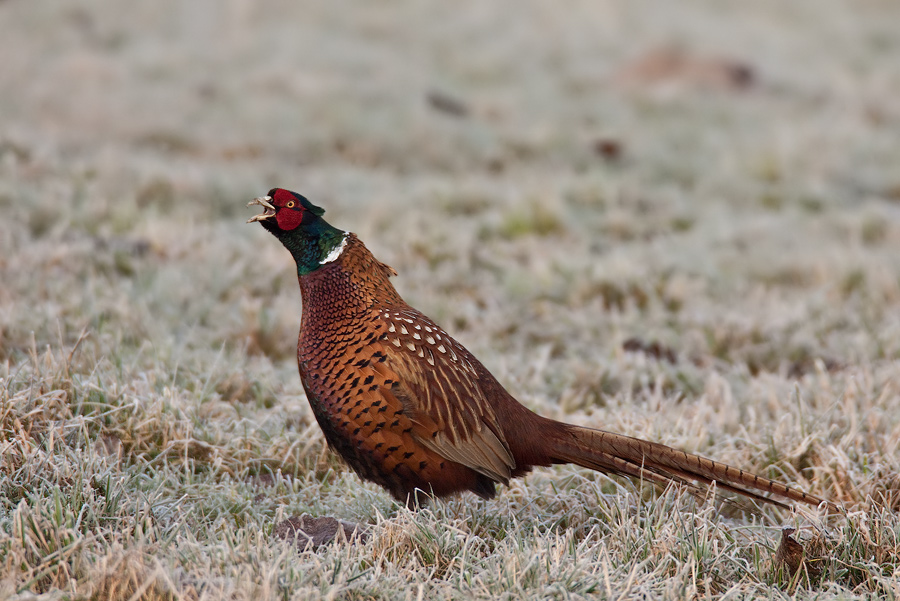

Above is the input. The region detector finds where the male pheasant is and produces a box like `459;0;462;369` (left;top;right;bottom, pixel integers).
249;188;828;510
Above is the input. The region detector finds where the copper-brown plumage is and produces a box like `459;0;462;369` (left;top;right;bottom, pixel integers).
250;188;831;510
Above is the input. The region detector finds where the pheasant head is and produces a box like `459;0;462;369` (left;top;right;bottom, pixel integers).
248;188;348;275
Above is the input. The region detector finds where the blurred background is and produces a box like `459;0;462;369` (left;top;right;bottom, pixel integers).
3;0;900;377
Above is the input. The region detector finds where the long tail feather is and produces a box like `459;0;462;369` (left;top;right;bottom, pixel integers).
552;425;834;511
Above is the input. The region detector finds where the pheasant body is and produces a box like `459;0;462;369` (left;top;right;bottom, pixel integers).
295;234;559;501
249;188;829;510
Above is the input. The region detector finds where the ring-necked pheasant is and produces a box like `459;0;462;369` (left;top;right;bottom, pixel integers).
248;188;829;510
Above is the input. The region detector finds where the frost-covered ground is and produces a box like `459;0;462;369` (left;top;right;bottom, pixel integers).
1;1;899;598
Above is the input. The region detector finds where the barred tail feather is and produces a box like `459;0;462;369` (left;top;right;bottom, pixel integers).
552;425;832;510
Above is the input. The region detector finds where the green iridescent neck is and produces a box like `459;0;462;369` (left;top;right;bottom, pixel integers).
278;220;348;276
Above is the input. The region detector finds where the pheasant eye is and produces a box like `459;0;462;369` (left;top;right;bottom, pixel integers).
286;201;295;208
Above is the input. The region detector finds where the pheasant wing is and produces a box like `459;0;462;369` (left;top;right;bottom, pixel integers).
375;308;515;484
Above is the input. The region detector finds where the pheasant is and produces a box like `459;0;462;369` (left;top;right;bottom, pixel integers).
248;188;829;510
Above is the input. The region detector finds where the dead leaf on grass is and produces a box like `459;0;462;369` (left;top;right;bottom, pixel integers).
274;515;369;549
615;46;756;92
773;527;826;586
426;89;470;118
622;337;678;364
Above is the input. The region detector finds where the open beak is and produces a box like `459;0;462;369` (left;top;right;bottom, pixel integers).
247;196;276;223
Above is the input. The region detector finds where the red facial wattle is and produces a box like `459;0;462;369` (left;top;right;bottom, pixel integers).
270;189;304;230
276;207;304;230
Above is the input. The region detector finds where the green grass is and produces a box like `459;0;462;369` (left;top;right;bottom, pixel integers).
2;0;900;598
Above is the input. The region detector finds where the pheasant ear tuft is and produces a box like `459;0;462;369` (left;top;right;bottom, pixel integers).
304;200;326;217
